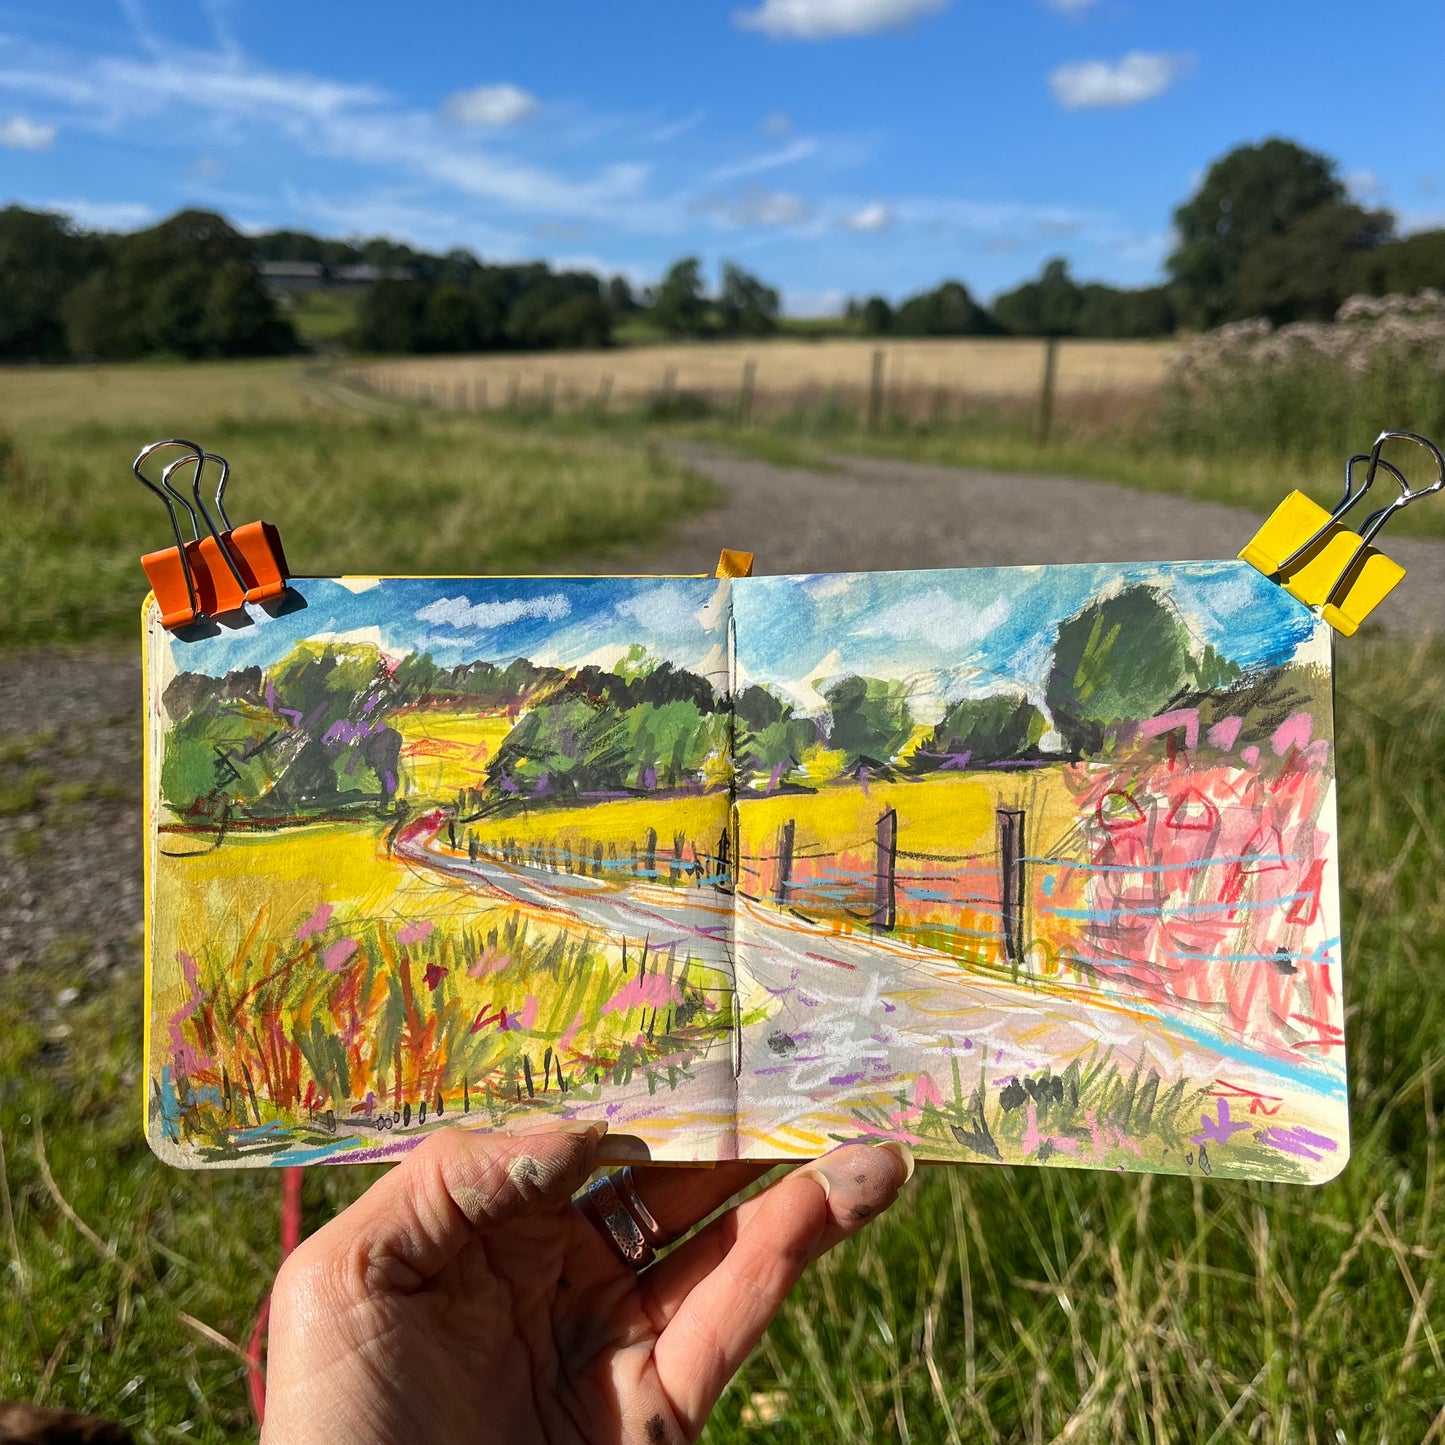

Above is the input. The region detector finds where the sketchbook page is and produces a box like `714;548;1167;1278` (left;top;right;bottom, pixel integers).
143;575;738;1168
729;562;1347;1184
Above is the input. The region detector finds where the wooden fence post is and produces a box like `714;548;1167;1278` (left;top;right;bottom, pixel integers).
867;347;885;433
1036;337;1059;444
738;359;756;426
595;374;613;414
997;807;1026;973
873;806;898;930
774;819;795;907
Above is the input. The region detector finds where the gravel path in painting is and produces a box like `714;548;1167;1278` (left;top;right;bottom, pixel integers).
402;826;1347;1175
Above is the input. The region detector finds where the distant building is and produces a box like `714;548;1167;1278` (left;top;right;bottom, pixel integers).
257;259;415;298
258;260;326;294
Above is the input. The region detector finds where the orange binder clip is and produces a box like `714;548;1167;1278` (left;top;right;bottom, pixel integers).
207;451;290;603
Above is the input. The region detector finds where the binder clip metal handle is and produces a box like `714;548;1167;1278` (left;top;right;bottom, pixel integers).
201;447;291;603
136;439;206;629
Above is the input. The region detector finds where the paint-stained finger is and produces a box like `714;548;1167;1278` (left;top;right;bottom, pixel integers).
284;1121;608;1300
648;1142;911;1433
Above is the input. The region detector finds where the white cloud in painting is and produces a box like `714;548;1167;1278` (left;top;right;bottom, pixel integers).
0;116;55;149
843;201;894;232
1048;52;1190;110
736;0;952;40
416;593;571;630
856;589;1011;653
444;82;540;127
615;583;716;641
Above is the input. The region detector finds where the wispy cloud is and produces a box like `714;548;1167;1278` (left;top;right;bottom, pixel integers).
710;137;818;182
0;114;53;149
760;110;793;134
43;198;153;230
842;200;894;231
1049;51;1191;110
647;109;705;144
444;82;540;128
735;0;952;40
695;187;812;227
1042;0;1099;13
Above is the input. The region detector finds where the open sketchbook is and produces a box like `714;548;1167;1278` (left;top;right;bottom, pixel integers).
143;564;1347;1183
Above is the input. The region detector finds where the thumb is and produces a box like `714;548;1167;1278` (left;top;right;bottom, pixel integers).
292;1120;608;1296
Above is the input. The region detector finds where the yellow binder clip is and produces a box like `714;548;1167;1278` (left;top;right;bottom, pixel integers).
1240;430;1444;636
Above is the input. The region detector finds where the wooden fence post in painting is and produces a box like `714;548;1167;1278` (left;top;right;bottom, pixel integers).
738;359;756;426
997;807;1027;973
867;347;885;433
1036;337;1059;443
715;824;731;893
774;819;795;907
644;826;658;879
874;806;898;931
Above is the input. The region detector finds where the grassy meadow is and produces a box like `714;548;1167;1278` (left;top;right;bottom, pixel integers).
0;358;718;650
1;354;1443;1439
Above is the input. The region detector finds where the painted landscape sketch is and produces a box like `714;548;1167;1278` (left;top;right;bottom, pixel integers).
145;562;1348;1183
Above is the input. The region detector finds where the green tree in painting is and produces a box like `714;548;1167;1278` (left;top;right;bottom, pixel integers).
825;676;913;771
912;693;1048;770
734;685;818;792
1045;586;1198;755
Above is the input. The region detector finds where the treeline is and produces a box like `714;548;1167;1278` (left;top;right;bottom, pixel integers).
5;138;1445;364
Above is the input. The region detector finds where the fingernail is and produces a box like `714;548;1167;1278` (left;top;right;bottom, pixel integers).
507;1117;609;1141
792;1160;831;1200
871;1138;916;1184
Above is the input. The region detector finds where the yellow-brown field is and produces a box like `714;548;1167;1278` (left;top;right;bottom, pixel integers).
342;336;1178;410
393;708;517;799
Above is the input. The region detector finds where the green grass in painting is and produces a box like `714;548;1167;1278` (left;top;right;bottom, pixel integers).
1;636;1442;1441
0;358;719;651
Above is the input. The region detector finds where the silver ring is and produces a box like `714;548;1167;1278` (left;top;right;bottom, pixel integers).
578;1169;672;1271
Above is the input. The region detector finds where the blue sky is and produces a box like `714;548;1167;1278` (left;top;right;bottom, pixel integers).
3;0;1442;313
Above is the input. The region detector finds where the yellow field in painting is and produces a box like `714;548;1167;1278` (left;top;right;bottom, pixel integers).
465;790;730;857
148;821;483;1016
736;769;1078;861
342;336;1177;409
393;709;516;799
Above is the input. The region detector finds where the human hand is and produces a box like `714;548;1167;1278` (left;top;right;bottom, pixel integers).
259;1123;912;1445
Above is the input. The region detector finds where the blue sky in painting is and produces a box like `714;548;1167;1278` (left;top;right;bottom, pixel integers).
166;561;1321;725
165;575;731;688
733;561;1322;718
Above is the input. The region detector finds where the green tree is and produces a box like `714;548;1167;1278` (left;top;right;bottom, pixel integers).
1236;203;1394;324
1352;229;1445;297
652;257;707;337
1074;283;1175;339
0;206;104;360
1168;139;1348;327
64;210;294;359
355;279;429;352
913;694;1048;770
859;296;893;334
991;259;1083;337
1044;586;1199;755
717;262;779;337
893;280;991;336
824;675;913;769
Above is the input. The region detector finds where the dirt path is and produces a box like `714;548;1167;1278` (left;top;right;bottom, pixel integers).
4;444;1440;983
576;443;1445;640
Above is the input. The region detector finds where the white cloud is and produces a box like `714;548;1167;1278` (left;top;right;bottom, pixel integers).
843;200;894;231
416;594;571;630
1346;169;1384;205
1049;52;1190;109
444;82;540;128
0;115;54;149
760;110;792;134
697;187;811;227
647;109;705;144
710;137;817;182
43;198;153;230
736;0;952;40
186;154;224;180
